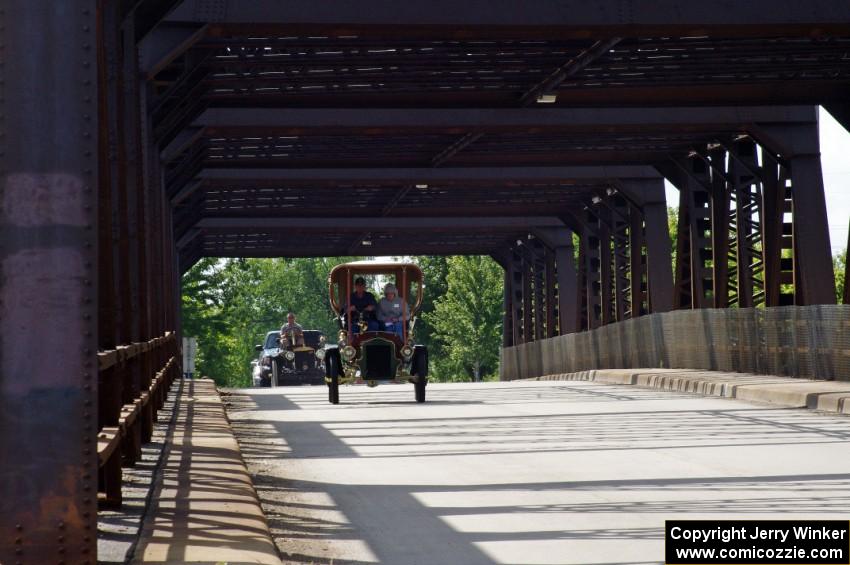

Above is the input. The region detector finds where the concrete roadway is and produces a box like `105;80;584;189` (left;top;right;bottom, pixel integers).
225;380;850;565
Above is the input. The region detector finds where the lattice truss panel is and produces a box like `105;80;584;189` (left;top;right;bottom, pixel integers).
155;35;850;101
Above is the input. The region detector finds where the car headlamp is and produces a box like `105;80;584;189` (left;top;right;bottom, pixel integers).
342;345;356;360
284;350;296;361
401;345;414;360
315;348;326;361
261;356;271;367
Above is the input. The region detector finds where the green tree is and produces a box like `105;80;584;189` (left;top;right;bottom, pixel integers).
668;205;678;271
835;248;847;304
408;256;450;377
425;256;503;381
181;256;357;387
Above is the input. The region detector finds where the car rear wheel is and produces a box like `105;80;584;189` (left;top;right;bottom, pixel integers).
326;350;340;404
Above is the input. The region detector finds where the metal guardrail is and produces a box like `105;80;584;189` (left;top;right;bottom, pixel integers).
501;305;850;382
96;332;180;508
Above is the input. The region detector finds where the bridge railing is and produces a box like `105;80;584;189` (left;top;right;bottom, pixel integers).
501;305;850;382
96;332;180;507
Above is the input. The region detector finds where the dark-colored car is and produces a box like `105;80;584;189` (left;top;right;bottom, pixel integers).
254;329;326;386
322;261;429;404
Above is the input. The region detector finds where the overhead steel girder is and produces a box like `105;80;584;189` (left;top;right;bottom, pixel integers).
196;216;567;231
198;165;661;184
204;245;513;258
138;24;208;78
166;0;850;33
130;0;187;42
192;106;817;133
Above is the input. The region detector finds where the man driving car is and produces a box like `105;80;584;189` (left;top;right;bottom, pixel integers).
340;276;379;332
280;312;305;347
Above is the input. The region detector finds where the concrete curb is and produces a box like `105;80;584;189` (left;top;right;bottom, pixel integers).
529;369;850;414
131;378;283;564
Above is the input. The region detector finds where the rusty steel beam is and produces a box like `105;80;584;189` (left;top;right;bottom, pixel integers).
192;106;816;131
628;206;647;317
138;23;208;78
131;0;186;41
532;228;579;335
501;260;513;347
199;165;660;183
197;216;566;231
166;0;850;34
510;253;524;345
0;2;99;563
520;38;622;106
207;244;518;258
790;153;836;305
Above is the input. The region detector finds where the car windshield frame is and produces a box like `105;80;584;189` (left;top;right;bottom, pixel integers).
328;261;424;315
263;332;280;350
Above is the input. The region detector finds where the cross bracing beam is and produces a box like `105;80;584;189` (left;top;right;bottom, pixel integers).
204;246;512;258
131;0;186;41
166;1;850;34
192;107;817;132
198;165;662;183
138;23;207;77
196;216;566;231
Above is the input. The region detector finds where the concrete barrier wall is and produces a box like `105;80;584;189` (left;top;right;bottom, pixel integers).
500;305;850;381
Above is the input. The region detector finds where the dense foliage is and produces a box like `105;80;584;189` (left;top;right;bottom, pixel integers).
424;256;503;381
835;248;847;303
181;255;505;386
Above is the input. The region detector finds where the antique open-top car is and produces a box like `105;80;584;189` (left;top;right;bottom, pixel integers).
254;329;326;386
323;261;428;404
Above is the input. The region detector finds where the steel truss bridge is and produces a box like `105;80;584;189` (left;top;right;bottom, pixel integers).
1;1;850;562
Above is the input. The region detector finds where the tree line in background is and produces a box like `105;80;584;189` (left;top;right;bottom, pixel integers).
181;255;504;387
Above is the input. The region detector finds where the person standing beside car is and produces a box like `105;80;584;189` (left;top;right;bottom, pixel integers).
377;283;408;337
280;312;305;347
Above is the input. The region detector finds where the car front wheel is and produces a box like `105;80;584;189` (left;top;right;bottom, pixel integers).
326;350;341;404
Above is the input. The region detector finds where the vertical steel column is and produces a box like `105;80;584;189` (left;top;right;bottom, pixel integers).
510;251;524;345
556;239;580;334
535;227;579;335
628;206;647;316
730;138;764;308
788;137;836;305
731;149;753;307
522;254;533;341
582;221;602;329
96;0;129;505
545;248;557;338
610;199;630;321
760;152;786;306
502;263;513;347
122;17;145;416
624;177;677;315
577;239;589;331
598;216;613;325
708;148;731;308
672;159;713;309
644;202;675;313
0;2;99;563
531;239;546;341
